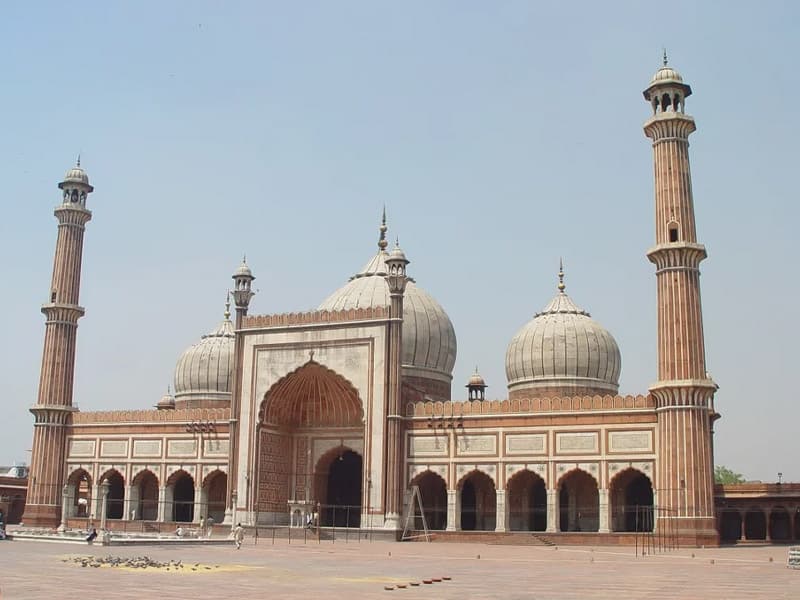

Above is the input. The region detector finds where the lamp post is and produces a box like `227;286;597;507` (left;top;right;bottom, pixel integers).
57;484;69;533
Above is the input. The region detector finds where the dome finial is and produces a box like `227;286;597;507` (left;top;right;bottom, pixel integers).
76;153;81;167
378;207;388;251
557;258;566;293
663;48;668;67
224;292;231;320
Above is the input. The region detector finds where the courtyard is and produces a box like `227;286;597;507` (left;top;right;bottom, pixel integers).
0;538;796;599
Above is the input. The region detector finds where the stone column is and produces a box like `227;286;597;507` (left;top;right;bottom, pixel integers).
99;481;110;531
57;484;69;532
123;485;134;521
446;489;458;531
790;510;796;542
740;511;746;541
495;490;506;532
546;489;558;533
92;484;102;522
157;486;168;523
598;489;610;533
765;509;771;542
194;485;205;524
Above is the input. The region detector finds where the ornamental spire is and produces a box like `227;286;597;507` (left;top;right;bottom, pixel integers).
663;47;668;66
378;207;388;251
224;292;231;320
557;258;566;293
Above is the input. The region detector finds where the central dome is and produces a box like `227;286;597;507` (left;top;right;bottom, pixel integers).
318;217;457;398
505;268;621;399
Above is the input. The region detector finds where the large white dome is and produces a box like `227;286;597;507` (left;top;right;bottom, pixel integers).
318;239;457;392
173;308;235;406
505;278;621;398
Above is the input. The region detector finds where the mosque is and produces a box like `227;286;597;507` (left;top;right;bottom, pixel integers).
19;61;798;546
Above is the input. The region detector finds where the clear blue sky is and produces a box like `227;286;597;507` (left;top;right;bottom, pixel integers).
1;2;797;481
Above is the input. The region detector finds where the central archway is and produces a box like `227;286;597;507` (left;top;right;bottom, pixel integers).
256;359;365;521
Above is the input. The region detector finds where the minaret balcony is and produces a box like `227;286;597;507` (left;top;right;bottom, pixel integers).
646;242;707;271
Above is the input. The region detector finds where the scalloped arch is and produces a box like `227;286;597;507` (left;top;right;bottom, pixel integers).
259;360;363;429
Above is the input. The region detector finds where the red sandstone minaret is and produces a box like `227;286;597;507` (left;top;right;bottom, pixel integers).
24;160;93;526
643;55;718;545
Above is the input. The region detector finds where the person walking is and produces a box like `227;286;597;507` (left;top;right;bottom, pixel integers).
233;523;245;550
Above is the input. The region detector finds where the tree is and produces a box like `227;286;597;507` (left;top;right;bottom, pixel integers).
714;465;745;485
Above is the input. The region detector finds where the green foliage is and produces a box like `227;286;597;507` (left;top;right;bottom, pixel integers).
714;465;745;485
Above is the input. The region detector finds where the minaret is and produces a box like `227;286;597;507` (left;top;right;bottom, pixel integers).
384;239;408;530
643;55;718;545
225;258;255;524
24;160;94;526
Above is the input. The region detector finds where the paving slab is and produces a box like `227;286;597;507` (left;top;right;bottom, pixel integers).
0;539;796;599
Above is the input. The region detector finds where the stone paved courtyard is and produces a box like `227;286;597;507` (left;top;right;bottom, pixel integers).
0;539;797;599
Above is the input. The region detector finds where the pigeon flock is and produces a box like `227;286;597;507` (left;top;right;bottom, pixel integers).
63;555;221;572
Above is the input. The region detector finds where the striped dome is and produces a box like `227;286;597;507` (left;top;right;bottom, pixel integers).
505;284;621;397
319;249;457;385
173;312;235;404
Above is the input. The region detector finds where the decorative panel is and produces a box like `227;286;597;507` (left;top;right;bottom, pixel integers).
68;439;95;458
100;440;128;458
408;436;448;457
608;431;652;453
505;434;546;455
132;440;162;458
456;435;496;456
556;432;598;454
167;439;198;458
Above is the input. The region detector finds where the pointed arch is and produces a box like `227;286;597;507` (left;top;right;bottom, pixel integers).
314;446;362;527
167;470;195;523
66;468;92;518
609;468;654;532
458;470;496;531
409;470;447;530
557;469;598;532
98;468;125;520
259;360;364;428
506;469;547;532
202;469;228;523
132;469;159;521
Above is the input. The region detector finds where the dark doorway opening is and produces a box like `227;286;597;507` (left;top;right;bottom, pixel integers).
105;471;125;520
323;450;362;527
172;473;195;523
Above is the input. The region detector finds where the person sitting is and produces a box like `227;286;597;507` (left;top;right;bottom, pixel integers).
175;526;184;538
85;527;98;544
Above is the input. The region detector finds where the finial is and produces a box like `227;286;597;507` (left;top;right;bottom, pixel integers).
663;48;668;67
309;349;315;361
378;208;388;251
557;258;566;292
224;292;231;320
76;153;81;167
242;253;247;264
167;384;171;394
474;365;479;374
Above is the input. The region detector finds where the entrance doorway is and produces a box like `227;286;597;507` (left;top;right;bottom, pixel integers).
317;449;362;527
610;469;654;532
558;470;598;532
459;471;496;531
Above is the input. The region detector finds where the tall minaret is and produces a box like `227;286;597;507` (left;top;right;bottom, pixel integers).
225;257;255;525
643;55;718;545
24;160;93;526
384;239;409;529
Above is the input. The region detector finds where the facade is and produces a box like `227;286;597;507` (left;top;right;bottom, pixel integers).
22;61;788;545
